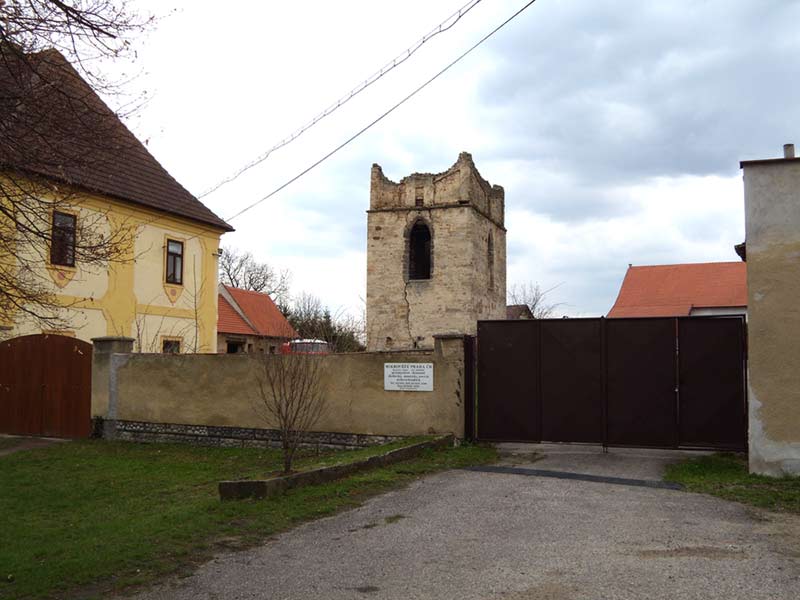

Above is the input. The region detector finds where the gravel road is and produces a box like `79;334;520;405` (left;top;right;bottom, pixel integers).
131;444;800;600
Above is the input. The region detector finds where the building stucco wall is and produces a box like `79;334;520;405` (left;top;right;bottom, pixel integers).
1;181;223;353
94;337;466;438
742;157;800;475
216;333;287;354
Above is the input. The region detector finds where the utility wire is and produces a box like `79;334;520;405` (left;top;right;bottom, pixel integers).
155;0;536;247
222;0;538;225
198;0;484;199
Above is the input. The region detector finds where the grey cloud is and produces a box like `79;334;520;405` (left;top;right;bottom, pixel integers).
503;164;638;222
477;0;800;185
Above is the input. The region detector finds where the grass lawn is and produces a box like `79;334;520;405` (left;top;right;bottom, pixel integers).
664;452;800;514
0;438;495;600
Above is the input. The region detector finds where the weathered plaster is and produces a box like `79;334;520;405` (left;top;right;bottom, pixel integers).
366;153;506;351
90;336;134;417
748;386;800;475
94;337;467;438
741;154;800;475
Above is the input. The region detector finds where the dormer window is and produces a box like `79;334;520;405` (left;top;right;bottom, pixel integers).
408;221;431;280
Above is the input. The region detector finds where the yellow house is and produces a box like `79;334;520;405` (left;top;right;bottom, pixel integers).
0;49;233;352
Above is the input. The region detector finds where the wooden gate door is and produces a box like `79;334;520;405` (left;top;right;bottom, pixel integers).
0;334;92;438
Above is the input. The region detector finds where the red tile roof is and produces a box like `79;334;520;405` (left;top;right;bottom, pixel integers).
0;49;232;232
217;295;255;335
608;262;747;318
218;285;297;338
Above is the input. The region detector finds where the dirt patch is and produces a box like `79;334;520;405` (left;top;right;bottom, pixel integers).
636;545;747;559
497;451;543;466
349;514;407;531
500;581;577;599
211;536;252;552
0;436;65;457
750;508;800;559
384;514;406;524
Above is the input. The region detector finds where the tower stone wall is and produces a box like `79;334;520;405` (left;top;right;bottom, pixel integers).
366;152;506;351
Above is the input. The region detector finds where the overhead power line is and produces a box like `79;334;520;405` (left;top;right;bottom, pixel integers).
198;0;485;199
154;0;537;247
222;0;539;226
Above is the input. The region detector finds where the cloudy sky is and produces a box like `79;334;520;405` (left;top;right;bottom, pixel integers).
116;0;799;317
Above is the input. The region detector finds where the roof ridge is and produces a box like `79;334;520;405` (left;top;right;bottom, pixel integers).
226;285;271;297
0;49;233;232
629;261;743;269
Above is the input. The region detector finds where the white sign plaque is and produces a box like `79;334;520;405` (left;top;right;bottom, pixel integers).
384;363;434;391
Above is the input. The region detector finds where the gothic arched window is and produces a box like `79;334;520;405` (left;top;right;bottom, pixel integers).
408;221;432;280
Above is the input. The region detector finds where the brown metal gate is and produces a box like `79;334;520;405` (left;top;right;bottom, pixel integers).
475;317;746;450
0;334;92;438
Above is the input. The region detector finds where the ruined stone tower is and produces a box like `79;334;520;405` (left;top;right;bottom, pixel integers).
366;152;506;351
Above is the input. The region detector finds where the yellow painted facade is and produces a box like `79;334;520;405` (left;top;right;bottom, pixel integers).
3;186;226;353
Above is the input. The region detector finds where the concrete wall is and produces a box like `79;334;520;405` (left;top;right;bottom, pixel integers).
93;336;466;441
366;152;506;351
741;149;800;475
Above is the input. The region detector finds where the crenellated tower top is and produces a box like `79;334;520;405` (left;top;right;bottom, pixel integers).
369;152;504;228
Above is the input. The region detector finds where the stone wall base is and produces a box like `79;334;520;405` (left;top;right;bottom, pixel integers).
97;418;405;450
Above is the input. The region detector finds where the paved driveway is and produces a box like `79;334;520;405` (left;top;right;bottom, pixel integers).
134;444;800;600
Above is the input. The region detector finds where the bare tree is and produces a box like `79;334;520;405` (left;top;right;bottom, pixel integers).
285;291;364;352
218;246;291;304
188;256;202;352
126;259;208;353
0;1;150;70
508;282;564;319
254;352;326;473
288;291;324;328
128;308;200;354
0;1;151;328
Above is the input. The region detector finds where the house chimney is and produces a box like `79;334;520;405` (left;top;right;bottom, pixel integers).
784;143;795;159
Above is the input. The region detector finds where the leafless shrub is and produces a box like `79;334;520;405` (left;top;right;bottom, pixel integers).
508;282;564;319
284;291;365;352
218;246;291;305
125;257;207;353
254;352;327;473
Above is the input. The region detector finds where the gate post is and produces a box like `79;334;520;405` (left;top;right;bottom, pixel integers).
600;317;609;452
91;337;134;426
434;333;471;442
463;335;476;441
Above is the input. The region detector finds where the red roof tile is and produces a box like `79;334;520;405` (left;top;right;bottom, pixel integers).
221;285;297;338
217;295;255;335
608;262;747;318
